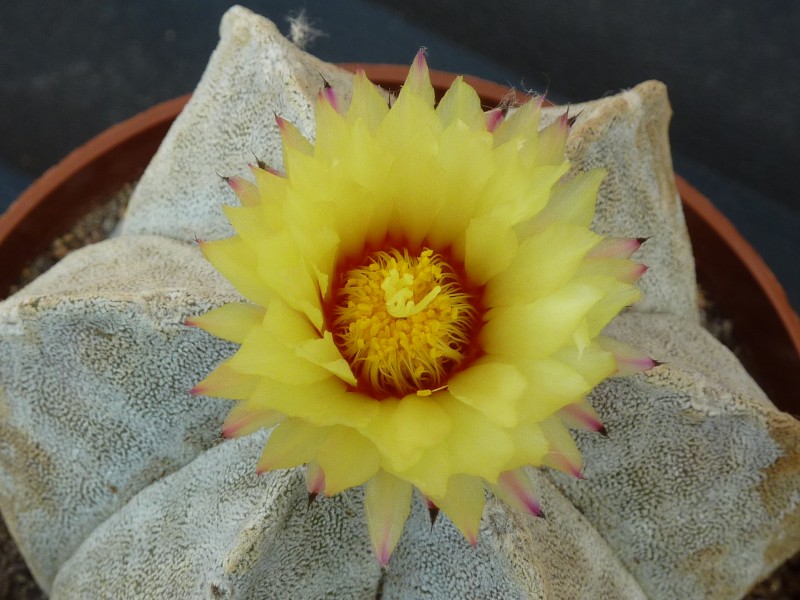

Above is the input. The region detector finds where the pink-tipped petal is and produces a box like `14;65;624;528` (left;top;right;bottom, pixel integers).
248;162;285;178
597;335;660;376
319;82;340;113
558;110;570;130
495;469;544;518
627;263;648;283
305;461;326;495
397;49;435;107
365;470;413;566
432;475;486;547
558;401;605;434
546;454;584;479
255;419;326;474
586;236;644;259
542;419;584;479
532;109;570;165
484;107;504;132
275;115;313;156
414;48;427;73
222;400;283;438
226;175;260;207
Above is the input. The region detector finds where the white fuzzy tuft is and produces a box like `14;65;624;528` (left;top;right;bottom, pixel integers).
285;10;325;50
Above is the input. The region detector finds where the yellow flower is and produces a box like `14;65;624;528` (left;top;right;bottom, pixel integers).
189;52;650;565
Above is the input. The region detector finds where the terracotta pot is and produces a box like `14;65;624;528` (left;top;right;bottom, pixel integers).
1;66;798;414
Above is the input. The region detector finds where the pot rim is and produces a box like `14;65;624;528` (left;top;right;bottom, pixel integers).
1;65;798;411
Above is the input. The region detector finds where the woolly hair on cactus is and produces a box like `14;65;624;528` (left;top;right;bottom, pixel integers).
187;51;652;564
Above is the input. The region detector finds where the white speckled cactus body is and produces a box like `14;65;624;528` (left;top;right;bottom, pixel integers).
0;6;798;599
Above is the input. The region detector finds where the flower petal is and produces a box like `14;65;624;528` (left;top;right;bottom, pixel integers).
402;50;435;107
448;360;527;427
365;470;413;566
254;230;325;329
481;282;604;359
314;90;349;162
317;427;381;495
256;418;329;473
513;358;592;421
576;257;647;284
519;168;606;237
493;468;544;517
586;236;644;259
442;395;514;483
596;335;658;376
390;442;452;499
464;214;519;284
250;378;378;429
433;474;486;546
185;302;265;343
228;327;331;384
222;399;284;438
485;222;603;306
361;395;452;472
558;400;605;433
226;175;260;207
191;362;260;400
305;461;326;495
535;113;570;166
504;417;549;471
346;69;390;132
578;276;642;337
295;331;357;386
541;417;583;478
492;96;542;147
276;115;313;160
436;76;485;130
200;237;272;306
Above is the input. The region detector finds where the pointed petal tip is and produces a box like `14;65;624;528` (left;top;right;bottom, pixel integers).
307;492;318;509
318;84;340;112
636;236;651;245
188;385;204;396
521;496;543;517
427;501;440;530
485;108;504;132
598;425;610;438
378;548;391;567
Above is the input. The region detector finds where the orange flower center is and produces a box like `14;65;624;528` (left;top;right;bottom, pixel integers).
332;248;477;398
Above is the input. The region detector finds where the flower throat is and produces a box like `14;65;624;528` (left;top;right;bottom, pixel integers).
332;248;478;398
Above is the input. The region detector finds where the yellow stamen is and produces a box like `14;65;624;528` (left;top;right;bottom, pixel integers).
333;249;477;397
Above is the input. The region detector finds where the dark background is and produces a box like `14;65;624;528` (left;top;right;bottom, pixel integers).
0;0;797;309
